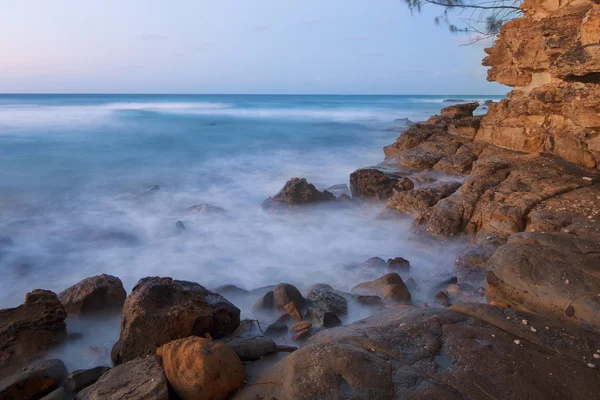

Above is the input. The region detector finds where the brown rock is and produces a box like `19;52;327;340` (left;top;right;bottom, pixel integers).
434;291;450;307
111;277;240;364
440;102;479;119
273;283;305;311
77;356;168;400
0;359;67;400
387;257;411;271
0;290;67;378
284;301;302;321
386;181;461;216
221;336;277;361
157;336;243;400
67;366;110;394
351;273;411;304
291;321;313;332
306;288;348;316
290;329;311;342
58;274;126;316
304;309;342;328
349;169;411;200
361;256;387;269
262;178;335;208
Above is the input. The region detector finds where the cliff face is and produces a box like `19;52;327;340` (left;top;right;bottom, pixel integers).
479;0;600;169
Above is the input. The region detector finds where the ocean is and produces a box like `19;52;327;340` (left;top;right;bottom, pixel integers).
0;94;501;368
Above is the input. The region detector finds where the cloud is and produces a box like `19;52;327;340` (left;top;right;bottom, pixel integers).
251;26;269;33
341;35;369;41
302;17;325;25
139;34;168;41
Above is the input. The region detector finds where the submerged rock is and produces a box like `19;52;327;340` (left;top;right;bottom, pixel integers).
186;203;226;214
58;274;126;316
0;290;67;378
111;277;240;364
351;273;411;304
262;178;335;208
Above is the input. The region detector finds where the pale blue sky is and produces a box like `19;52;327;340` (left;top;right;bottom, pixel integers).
0;0;507;94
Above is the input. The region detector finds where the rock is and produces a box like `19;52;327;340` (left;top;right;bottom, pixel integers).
262;178;335;208
264;322;288;337
349;169;412;200
307;288;348;316
354;295;385;308
186;203;226;213
111;277;240;364
212;284;249;297
386;181;462;216
0;290;67;378
41;386;72;400
77;356;168;400
283;301;303;321
235;306;600;400
325;184;351;197
434;291;450;307
291;321;313;332
87;231;140;246
232;319;263;337
387;257;410;271
361;256;387;269
273;283;305;311
67;367;110;395
252;290;274;311
304;309;342;328
440;102;479;119
290;329;311;342
221;336;277;361
174;221;186;233
0;359;68;400
351;273;411;304
480;0;600;169
486;232;600;333
157;337;244;400
58;274;126;316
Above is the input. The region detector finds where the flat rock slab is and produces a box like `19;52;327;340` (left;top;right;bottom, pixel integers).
0;359;67;400
235;306;600;400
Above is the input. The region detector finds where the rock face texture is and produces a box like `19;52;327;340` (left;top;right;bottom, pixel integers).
0;359;68;400
58;274;126;316
262;178;335;208
0;290;67;378
111;277;240;364
479;0;600;169
349;169;413;200
235;306;600;400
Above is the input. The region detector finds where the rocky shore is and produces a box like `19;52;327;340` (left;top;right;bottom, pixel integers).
2;0;600;398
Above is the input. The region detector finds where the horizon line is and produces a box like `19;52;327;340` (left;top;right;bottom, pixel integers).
0;92;505;96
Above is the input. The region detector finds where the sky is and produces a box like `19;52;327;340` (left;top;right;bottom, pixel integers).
0;0;508;95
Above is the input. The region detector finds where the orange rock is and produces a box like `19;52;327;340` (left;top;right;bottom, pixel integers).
490;301;510;308
291;321;312;332
156;336;244;400
291;328;310;342
284;301;302;321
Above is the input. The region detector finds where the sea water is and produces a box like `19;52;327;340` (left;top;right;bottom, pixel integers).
0;94;501;369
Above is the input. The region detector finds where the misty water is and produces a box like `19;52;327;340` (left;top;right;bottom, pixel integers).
0;94;501;370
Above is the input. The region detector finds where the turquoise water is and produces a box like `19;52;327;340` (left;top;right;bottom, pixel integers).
0;94;501;309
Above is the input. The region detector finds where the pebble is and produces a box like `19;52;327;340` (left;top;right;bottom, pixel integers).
514;339;521;345
583;177;592;181
522;319;528;325
565;279;570;284
588;363;595;368
594;354;600;359
531;327;537;333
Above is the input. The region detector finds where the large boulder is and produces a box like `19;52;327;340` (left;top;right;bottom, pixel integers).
0;290;67;378
440;102;479;119
262;178;335;208
58;274;126;316
77;356;168;400
386;181;462;216
235;306;600;400
272;283;305;311
351;273;411;304
157;336;244;400
111;277;240;364
307;288;348;316
67;366;111;395
349;169;413;200
220;336;277;361
0;359;68;400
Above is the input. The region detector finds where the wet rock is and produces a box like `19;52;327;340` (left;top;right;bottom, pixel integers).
290;329;311;342
434;291;450;307
349;169;412;200
252;290;274;311
273;283;305;311
213;284;249;297
291;321;313;332
174;221;186;233
111;277;240;364
404;277;418;292
186;203;226;214
307;288;348;316
262;178;335;208
0;290;67;377
0;359;68;400
387;257;411;271
354;295;385;308
235;306;600;400
351;273;411;304
157;337;244;400
58;274;126;316
220;336;277;361
67;366;110;394
304;309;342;328
264;322;288;337
387;181;462;217
42;386;71;400
232;319;263;337
283;301;303;321
361;256;387;269
77;356;168;400
325;184;351;197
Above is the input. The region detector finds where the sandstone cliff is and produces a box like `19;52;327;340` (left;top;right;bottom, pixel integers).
479;0;600;169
